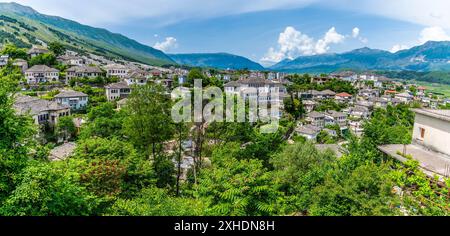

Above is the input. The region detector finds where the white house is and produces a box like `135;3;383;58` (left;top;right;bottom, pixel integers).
66;65;104;82
395;92;414;103
124;70;149;86
14;95;70;126
54;90;89;110
0;55;9;66
25;65;60;83
296;124;322;140
105;81;131;101
224;78;287;114
104;64;129;78
412;109;450;157
306;111;326;128
57;55;85;66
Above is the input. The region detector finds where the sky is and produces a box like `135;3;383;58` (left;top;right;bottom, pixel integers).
3;0;450;66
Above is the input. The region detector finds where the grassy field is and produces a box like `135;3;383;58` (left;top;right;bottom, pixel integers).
413;81;450;97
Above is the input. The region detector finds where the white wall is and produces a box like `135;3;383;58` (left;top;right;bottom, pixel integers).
413;113;450;156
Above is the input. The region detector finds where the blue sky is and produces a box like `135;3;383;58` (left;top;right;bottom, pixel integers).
4;0;450;65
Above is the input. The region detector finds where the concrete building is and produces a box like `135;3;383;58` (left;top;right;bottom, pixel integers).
379;109;450;179
412;109;450;157
54;90;89;110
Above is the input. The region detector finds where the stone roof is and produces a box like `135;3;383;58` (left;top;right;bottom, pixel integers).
311;90;336;96
117;98;128;105
327;110;346;118
224;80;241;87
307;111;325;118
103;64;128;70
321;89;336;96
224;78;279;87
54;90;88;98
413;109;450;122
25;65;59;73
396;92;413;98
105;81;130;89
351;106;369;112
14;95;69;115
296;124;321;135
67;65;103;73
49;142;76;161
57;55;83;60
27;47;49;55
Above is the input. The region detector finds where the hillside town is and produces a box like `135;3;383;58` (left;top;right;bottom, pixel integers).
3;43;450;180
0;37;449;218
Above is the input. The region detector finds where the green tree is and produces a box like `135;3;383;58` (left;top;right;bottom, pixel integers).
109;187;207;216
0;80;36;201
48;41;65;56
196;143;284;216
74;137;154;198
309;163;399;216
186;68;206;86
0;161;100;216
80;102;125;139
271;142;335;214
123;84;174;158
56;116;76;141
1;44;27;60
28;53;57;67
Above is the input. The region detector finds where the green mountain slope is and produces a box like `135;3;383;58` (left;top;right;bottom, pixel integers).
0;2;175;66
169;53;265;70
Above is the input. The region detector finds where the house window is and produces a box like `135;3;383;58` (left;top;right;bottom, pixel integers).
419;127;425;139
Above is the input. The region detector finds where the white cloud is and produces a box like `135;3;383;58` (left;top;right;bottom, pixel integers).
390;44;410;53
419;26;450;43
315;27;345;54
325;0;450;30
261;26;346;64
154;37;178;52
351;27;368;43
352;27;360;38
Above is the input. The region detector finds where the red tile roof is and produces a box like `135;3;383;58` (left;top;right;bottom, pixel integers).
335;92;352;97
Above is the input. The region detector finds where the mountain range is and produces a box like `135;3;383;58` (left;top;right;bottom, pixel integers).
169;53;265;70
270;41;450;73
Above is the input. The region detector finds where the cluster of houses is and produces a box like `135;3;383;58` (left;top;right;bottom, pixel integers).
294;72;450;140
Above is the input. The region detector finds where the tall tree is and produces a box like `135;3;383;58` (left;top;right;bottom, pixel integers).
123;84;174;158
